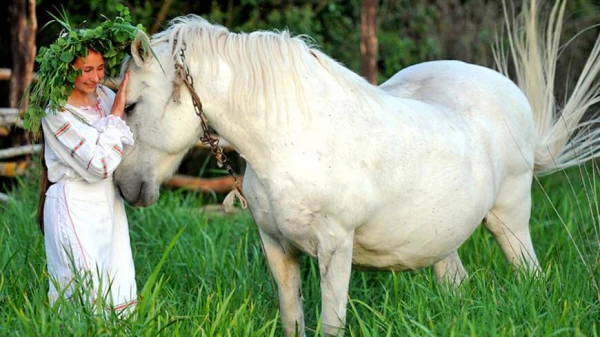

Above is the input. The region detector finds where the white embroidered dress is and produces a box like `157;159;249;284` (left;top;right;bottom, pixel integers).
42;85;137;311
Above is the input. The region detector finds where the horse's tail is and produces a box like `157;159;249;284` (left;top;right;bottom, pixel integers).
494;0;600;175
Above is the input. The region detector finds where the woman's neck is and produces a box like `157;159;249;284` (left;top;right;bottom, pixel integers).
67;89;98;107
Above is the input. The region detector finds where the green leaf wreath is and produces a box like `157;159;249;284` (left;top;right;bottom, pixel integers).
24;4;146;136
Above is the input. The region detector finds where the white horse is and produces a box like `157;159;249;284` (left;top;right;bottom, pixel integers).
114;1;600;335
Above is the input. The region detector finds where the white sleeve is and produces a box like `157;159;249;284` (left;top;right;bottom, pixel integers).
42;111;129;183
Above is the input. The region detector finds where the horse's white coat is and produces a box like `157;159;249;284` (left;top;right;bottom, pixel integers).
115;6;600;336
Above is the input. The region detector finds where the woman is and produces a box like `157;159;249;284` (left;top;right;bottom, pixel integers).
39;48;137;312
22;10;144;313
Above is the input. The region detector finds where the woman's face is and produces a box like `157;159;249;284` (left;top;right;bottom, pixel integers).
72;50;105;95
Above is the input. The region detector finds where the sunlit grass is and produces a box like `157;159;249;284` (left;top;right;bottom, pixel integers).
1;162;598;336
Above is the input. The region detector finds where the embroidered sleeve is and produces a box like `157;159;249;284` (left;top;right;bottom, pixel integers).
94;84;134;145
94;115;135;145
42;111;128;182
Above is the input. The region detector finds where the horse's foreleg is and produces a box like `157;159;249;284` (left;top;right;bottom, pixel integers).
317;231;354;336
432;250;467;287
260;230;305;337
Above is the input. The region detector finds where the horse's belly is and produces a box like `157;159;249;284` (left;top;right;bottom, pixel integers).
351;210;483;270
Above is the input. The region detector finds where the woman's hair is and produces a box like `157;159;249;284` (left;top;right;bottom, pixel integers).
37;131;52;235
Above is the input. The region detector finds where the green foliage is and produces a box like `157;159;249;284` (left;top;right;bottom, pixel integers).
378;1;443;80
23;4;146;136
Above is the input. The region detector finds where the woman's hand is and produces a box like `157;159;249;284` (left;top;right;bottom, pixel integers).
110;71;130;118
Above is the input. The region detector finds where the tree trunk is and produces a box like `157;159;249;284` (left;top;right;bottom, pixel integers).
9;0;37;111
360;0;378;84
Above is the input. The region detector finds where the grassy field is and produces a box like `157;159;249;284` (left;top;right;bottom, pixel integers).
1;163;599;336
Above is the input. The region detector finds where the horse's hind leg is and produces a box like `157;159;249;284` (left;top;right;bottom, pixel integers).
433;251;467;287
485;174;541;272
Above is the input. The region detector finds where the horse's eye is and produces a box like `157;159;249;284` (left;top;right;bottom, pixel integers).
125;103;136;115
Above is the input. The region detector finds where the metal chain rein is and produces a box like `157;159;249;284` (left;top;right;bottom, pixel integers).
173;43;277;296
175;43;247;210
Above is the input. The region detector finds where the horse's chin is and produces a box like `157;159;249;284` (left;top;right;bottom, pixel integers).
116;178;160;207
134;184;160;207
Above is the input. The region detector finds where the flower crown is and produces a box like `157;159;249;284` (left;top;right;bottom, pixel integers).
24;5;146;135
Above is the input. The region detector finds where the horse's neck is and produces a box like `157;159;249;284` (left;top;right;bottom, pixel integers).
204;91;313;168
195;60;309;157
205;89;386;179
193;41;384;172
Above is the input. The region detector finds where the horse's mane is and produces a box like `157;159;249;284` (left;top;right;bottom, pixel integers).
152;15;385;121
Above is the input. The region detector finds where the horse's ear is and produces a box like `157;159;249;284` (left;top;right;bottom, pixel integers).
131;30;152;67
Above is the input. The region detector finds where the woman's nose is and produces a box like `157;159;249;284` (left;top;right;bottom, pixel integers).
91;71;101;82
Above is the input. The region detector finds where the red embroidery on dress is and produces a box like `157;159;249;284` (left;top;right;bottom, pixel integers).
93;100;106;118
111;145;124;157
101;158;108;179
70;138;87;157
111;299;138;311
95;89;107;118
54;122;71;137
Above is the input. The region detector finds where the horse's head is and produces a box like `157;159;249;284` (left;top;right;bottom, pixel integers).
114;31;203;206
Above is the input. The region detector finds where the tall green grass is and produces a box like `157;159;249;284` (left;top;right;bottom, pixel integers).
1;163;598;336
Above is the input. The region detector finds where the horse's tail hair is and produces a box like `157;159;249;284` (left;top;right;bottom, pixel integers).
494;0;600;175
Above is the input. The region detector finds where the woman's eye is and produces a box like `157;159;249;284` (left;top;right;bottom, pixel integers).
125;103;136;114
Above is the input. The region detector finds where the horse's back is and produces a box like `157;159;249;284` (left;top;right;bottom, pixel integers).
381;60;530;119
380;60;536;173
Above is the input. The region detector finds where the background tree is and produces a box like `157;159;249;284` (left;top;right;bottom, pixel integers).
361;0;378;84
8;0;36;110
